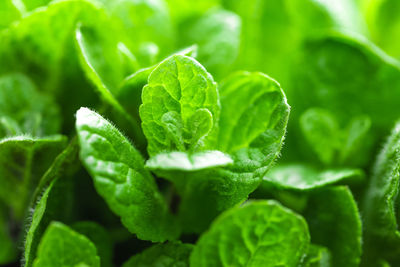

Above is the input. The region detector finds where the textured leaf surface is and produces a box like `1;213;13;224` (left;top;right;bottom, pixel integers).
76;107;178;241
123;242;193;267
33;222;100;267
363;120;400;262
262;164;364;191
140;55;220;156
190;200;310;267
304;186;362;267
219;71;289;174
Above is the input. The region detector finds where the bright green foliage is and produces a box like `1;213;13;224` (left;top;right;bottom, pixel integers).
365;0;400;58
33;222;100;267
363;120;400;263
76;107;179;241
123;242;193;267
262;164;364;191
140;55;220;156
190;200;310;267
22;0;52;11
304;186;362;267
0;0;23;29
145;70;289;233
0;0;399;265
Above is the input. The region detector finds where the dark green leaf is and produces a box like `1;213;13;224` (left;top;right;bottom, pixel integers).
304;186;362;267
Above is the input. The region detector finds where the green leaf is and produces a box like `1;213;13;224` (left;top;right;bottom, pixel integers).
0;0;112;130
304;186;362;267
24;142;78;267
299;108;372;166
140;55;220;156
300;108;340;165
0;73;61;138
32;222;100;267
0;0;23;29
365;0;400;58
117;45;198;120
0;135;67;219
22;0;51;11
146;150;233;171
75;23;135;96
179;9;241;78
302;245;331;267
72;221;112;267
190;200;310;267
340;115;372;165
76;107;179;241
75;22;146;143
218;71;290;174
363;120;400;262
107;0;175;66
122;241;193;267
262;164;364;191
223;0;367;86
287;0;367;36
290;33;400;134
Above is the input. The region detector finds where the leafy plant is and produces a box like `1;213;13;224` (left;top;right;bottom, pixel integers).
1;0;400;266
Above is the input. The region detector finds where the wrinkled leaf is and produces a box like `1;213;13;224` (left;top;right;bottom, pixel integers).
190;200;310;267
